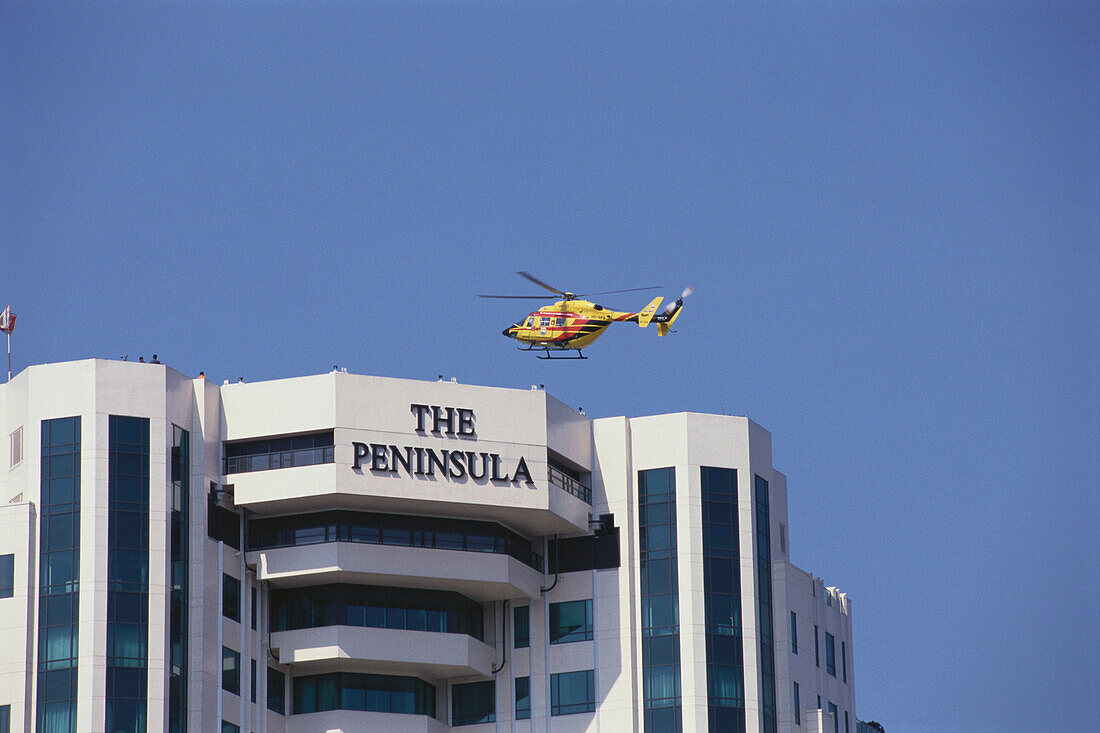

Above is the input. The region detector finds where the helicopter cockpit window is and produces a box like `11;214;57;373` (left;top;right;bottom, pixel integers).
540;317;551;327
525;317;534;328
556;318;566;327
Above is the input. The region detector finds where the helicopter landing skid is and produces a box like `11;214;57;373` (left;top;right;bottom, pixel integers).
520;345;587;359
535;351;587;360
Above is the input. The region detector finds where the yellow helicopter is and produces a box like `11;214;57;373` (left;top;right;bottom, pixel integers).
480;271;694;359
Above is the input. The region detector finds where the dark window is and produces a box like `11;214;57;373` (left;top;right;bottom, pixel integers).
829;702;839;733
826;632;836;676
169;426;189;733
293;672;434;716
39;416;81;733
551;670;595;715
549;599;592;644
224;430;334;474
221;722;239;733
267;668;286;715
0;554;12;598
269;584;483;641
514;606;529;648
701;467;745;731
755;475;777;733
222;647;240;695
452;680;494;726
815;625;820;667
515;677;530;720
250;659;257;703
793;681;800;725
223;574;241;622
106;416;150;733
247;510;542;571
842;640;847;682
0;704;9;733
251;587;257;630
790;611;797;654
639;466;681;732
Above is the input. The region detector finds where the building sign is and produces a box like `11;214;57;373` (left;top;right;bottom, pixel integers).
352;404;535;485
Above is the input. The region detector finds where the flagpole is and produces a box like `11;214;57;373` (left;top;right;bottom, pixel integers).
6;331;10;382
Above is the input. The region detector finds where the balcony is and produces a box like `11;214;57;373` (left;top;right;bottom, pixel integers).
271;625;496;679
248;541;543;601
548;464;591;504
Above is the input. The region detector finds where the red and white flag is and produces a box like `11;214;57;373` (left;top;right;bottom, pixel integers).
0;305;15;335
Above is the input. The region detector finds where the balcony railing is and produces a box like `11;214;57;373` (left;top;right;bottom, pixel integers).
224;445;334;475
548;465;591;504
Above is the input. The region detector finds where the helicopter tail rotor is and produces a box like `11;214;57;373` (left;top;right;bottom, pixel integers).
662;286;694;315
656;286;693;336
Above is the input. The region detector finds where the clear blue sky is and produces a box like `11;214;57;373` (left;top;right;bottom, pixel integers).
3;2;1096;730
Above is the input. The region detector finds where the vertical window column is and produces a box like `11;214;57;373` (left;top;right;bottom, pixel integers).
38;417;81;733
639;467;681;732
701;466;745;732
754;475;777;733
106;416;150;733
169;426;189;733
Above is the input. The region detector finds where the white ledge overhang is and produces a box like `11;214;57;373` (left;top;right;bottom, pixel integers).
287;709;449;733
247;541;543;601
272;625;496;680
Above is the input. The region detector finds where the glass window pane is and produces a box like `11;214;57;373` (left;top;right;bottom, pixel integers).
452;680;495;726
550;599;592;644
551;670;595;715
515;677;530;720
513;605;529;648
222;647;240;694
0;554;12;598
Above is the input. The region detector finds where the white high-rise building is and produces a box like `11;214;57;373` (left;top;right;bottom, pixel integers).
0;359;856;733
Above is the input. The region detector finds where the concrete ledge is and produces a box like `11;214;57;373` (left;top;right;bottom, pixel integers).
286;708;449;733
249;541;543;601
272;625;496;680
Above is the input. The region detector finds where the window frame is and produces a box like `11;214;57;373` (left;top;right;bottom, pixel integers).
549;599;593;644
515;676;531;720
550;669;596;716
222;573;241;622
267;667;286;715
0;554;13;599
10;426;21;467
222;646;240;695
451;679;495;726
514;605;529;648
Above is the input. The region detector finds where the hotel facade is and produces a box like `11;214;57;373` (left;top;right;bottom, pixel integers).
0;359;856;732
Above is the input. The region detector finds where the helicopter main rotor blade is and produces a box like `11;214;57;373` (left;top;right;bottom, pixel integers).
517;271;566;296
582;285;663;296
477;294;557;300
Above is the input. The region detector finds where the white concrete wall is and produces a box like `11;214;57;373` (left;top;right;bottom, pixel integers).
0;501;35;733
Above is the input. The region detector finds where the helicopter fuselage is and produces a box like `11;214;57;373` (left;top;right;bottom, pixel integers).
502;299;647;351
